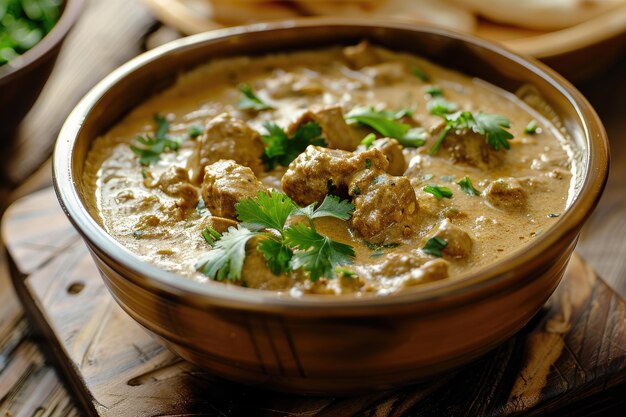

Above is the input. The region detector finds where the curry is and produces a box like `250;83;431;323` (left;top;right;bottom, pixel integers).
84;42;576;296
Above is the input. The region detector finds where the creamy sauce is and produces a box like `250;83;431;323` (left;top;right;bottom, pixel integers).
84;44;575;296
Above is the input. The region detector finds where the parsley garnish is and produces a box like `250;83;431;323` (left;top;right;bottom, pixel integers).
196;192;356;282
423;185;453;199
345;106;425;148
188;125;203;139
412;66;429;82
429;111;514;156
423;237;447;257
524;120;539;134
335;267;357;278
427;97;459;116
261;121;326;170
202;227;221;244
130;114;180;166
457;176;480;196
360;133;376;149
424;85;443;96
237;84;272;111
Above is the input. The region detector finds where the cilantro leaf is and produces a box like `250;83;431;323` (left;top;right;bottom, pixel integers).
188;125;203;139
257;237;294;275
427;97;459;116
422;237;447;257
202;227;221;244
195;225;260;281
285;223;355;281
237;84;272;111
411;66;429;82
423;184;453;199
428;111;513;155
293;195;354;221
261;121;326;169
360;133;376;149
345;106;425;148
130;114;179;165
457;176;480;196
235;191;296;232
424;85;443;96
524;120;538;135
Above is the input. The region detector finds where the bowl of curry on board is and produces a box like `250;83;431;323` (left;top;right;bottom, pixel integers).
53;19;608;393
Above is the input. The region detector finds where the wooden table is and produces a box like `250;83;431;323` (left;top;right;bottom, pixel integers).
0;1;625;415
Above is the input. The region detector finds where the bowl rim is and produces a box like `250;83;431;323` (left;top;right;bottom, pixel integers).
0;0;84;83
53;18;610;312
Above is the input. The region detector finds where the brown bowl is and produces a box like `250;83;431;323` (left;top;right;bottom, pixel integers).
0;0;83;139
52;19;609;394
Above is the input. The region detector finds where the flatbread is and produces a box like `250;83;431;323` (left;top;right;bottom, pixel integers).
206;0;300;25
448;0;625;30
295;0;476;32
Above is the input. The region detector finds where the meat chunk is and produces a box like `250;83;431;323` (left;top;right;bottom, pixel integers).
368;254;449;286
156;166;199;211
241;237;292;290
484;177;527;210
358;138;407;176
196;113;265;178
430;219;473;259
349;172;419;243
343;41;380;69
281;145;388;206
288;105;359;151
362;62;407;85
435;124;503;170
201;160;266;219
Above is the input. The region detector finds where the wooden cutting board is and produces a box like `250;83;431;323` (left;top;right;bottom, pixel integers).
3;187;626;416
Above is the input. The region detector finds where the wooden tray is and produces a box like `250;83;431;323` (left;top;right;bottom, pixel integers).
3;188;626;416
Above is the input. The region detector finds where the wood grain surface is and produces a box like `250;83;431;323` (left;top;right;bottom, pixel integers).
4;187;626;417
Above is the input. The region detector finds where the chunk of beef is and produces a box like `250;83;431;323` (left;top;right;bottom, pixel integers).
484;177;527;210
362;62;407;85
430;219;472;259
288;105;359;151
156;166;199;211
343;41;380;69
349;172;419;243
201;160;266;220
358;138;407;176
281;145;388;206
264;71;324;98
369;254;449;286
196;113;265;179
434;123;503;170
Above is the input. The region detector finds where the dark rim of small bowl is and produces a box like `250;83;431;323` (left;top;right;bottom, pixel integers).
0;0;84;83
53;19;610;312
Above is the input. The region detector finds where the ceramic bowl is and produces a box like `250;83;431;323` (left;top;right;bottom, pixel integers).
52;19;609;394
0;0;83;139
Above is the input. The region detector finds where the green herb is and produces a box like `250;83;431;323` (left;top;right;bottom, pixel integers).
423;184;453;199
524;120;539;135
237;84;272;111
195;225;262;281
0;0;61;66
411;66;429;82
422;237;447;257
360;133;377;149
140;168;148;179
427;97;459;116
457;176;480;196
261;121;326;170
188;125;203;139
424;85;443;96
345;106;426;148
130;114;180;165
429;111;514;156
548;213;561;218
364;241;400;250
201;227;221;244
335;267;357;278
197;192;355;282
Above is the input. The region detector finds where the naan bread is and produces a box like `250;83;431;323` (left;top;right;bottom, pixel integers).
448;0;624;30
295;0;476;32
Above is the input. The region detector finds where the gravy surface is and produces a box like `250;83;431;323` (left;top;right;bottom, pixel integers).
85;44;576;296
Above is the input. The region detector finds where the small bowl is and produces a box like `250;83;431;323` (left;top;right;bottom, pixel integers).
0;0;83;139
53;19;609;394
